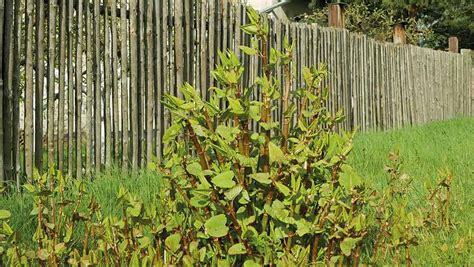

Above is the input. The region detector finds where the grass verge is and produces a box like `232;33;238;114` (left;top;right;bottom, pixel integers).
349;117;474;265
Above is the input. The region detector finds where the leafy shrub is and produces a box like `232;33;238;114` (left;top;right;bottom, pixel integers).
158;7;428;266
0;7;453;266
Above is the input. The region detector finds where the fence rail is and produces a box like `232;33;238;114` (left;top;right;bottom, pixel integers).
0;0;472;182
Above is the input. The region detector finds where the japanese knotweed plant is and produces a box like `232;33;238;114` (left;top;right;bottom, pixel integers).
160;7;371;266
0;169;165;266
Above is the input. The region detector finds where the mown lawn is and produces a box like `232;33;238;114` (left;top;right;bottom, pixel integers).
1;117;473;264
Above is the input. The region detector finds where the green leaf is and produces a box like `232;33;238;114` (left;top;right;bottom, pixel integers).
212;171;236;189
190;196;210;208
275;182;291;197
0;210;11;220
295;219;311;236
165;233;182;253
249;173;272;185
163;123;182;143
228;243;247;255
204;214;229;238
260;122;279;131
243;259;260;267
187;162;203;177
269;142;285;164
23;184;36;193
216;125;240;142
224;185;243;201
2;222;14;235
239;45;258;56
228;98;244;115
64;225;73;243
249;104;261;121
339;165;362;190
54;243;66;254
241;24;259;35
340;237;358;256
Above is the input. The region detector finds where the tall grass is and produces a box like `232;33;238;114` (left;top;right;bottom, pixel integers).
349;117;474;265
0;168;164;246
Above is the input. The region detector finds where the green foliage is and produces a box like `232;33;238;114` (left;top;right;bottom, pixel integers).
300;3;431;45
302;1;474;49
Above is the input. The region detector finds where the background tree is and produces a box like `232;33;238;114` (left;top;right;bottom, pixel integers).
302;0;474;49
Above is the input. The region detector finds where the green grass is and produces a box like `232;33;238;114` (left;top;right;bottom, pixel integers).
1;117;473;264
0;168;165;246
349;117;474;265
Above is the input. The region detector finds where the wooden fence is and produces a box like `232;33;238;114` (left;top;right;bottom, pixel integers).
0;0;472;183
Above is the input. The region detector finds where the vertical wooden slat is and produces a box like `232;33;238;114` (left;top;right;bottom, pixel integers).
58;0;66;173
12;0;21;185
199;0;208;99
208;0;216;88
130;0;138;169
75;0;83;178
162;0;171;136
35;0;45;173
86;0;93;174
104;0;112;168
111;0;120;162
46;0;56;168
138;0;145;166
0;0;4;183
153;0;162;159
174;0;184;91
184;0;192;83
67;0;74;177
121;0;129;168
2;0;14;181
93;0;101;172
145;0;154;164
25;0;34;180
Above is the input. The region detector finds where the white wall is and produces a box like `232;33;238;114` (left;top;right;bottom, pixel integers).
246;0;278;11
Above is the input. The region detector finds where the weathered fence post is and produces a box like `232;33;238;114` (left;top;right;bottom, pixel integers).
448;36;459;53
393;23;406;45
328;2;345;28
0;0;4;183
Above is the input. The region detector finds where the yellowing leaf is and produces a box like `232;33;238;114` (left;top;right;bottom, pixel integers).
37;249;49;261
